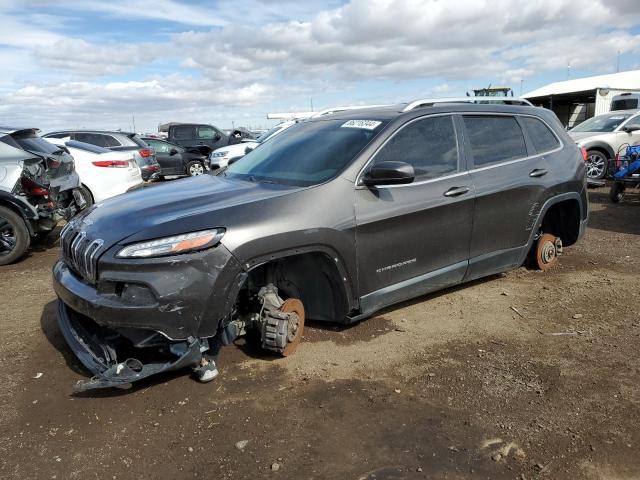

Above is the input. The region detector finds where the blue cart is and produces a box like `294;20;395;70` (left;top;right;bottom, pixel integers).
609;145;640;203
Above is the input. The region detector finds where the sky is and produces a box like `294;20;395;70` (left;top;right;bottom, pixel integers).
0;0;639;133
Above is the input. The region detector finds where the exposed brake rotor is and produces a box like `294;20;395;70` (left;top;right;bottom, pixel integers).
257;284;305;357
278;298;305;357
535;233;562;271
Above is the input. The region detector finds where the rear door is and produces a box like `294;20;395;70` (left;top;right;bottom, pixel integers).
462;114;554;280
355;114;474;313
144;139;181;174
170;125;196;148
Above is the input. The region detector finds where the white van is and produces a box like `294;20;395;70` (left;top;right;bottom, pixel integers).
611;92;640;111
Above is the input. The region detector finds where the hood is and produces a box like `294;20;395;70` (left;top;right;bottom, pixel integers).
567;131;606;143
73;174;305;250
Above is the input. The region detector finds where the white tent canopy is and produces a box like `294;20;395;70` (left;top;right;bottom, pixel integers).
523;70;640;98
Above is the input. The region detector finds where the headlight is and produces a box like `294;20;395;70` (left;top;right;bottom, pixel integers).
116;229;225;258
211;151;228;158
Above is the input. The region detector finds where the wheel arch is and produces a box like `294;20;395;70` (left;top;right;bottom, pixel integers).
227;246;358;326
518;192;585;265
582;141;614;159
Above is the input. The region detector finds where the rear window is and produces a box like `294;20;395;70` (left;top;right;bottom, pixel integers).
8;134;62;155
611;99;638;111
463;116;527;167
129;134;149;148
521;117;560;154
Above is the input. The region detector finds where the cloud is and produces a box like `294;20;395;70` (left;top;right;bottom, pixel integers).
0;76;273;131
36;38;159;76
173;0;640;83
0;0;639;131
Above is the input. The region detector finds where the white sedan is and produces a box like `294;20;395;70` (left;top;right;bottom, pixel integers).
47;138;143;203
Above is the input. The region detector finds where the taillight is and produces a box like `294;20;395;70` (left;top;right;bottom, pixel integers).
580;147;588;162
21;176;49;196
139;148;154;158
92;160;130;168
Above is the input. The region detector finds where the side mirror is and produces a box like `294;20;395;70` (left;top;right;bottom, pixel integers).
362;161;415;186
623;124;640;133
169;148;178;155
214;133;221;141
244;146;254;154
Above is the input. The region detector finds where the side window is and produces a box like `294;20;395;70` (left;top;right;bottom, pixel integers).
521;117;560;154
46;132;70;139
197;126;216;140
173;126;194;140
147;140;170;153
373;115;458;180
102;135;121;147
74;133;107;147
464;116;527;167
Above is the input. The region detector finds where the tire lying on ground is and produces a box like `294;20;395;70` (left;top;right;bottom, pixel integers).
0;206;30;266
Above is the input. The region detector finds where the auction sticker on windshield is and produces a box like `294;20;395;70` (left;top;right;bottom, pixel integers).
341;120;382;130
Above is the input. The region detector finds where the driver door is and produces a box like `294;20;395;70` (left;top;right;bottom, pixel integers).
355;115;473;314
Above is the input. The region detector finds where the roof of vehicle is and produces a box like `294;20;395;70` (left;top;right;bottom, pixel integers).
306;101;549;123
45;129;138;136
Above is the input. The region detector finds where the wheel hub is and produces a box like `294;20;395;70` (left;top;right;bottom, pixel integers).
535;233;562;271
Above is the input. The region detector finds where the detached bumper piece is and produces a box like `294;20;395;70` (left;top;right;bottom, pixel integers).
57;300;206;393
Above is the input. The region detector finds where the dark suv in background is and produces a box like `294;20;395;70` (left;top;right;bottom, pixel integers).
162;123;255;155
53;99;588;391
141;137;208;177
43;130;161;181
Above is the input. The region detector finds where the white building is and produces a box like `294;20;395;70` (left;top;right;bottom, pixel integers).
523;70;640;128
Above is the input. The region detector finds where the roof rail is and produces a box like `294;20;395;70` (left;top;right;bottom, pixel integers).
402;96;533;112
309;104;392;118
266;111;315;120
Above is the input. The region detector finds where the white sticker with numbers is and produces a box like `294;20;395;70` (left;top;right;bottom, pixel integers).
341;120;381;130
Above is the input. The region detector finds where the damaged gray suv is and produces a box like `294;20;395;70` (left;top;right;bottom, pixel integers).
53;99;588;391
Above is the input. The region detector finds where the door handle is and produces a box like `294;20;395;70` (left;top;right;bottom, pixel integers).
443;186;470;197
529;168;548;178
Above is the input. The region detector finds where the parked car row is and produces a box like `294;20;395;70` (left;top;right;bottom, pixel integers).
568;108;640;179
0;127;89;265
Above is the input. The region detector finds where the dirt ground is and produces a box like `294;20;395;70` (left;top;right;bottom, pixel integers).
0;189;639;480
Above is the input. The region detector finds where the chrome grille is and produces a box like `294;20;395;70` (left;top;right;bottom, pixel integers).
60;223;104;284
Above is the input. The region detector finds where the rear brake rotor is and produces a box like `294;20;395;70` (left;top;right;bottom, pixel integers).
279;298;305;357
535;233;562;271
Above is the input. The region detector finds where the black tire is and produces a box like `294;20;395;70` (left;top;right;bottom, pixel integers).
0;206;31;266
585;150;608;180
186;161;205;176
78;185;95;210
609;182;625;203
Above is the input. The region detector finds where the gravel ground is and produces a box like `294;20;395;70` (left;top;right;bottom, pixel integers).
0;189;638;480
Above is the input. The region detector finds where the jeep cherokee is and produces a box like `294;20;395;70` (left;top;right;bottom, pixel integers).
53;99;588;391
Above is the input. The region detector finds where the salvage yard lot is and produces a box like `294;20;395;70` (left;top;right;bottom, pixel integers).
1;190;638;480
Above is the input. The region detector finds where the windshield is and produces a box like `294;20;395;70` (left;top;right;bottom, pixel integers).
571;113;632;133
225;119;387;186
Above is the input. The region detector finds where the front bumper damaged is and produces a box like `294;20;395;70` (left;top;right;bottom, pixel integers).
52;243;244;392
57;300;208;392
